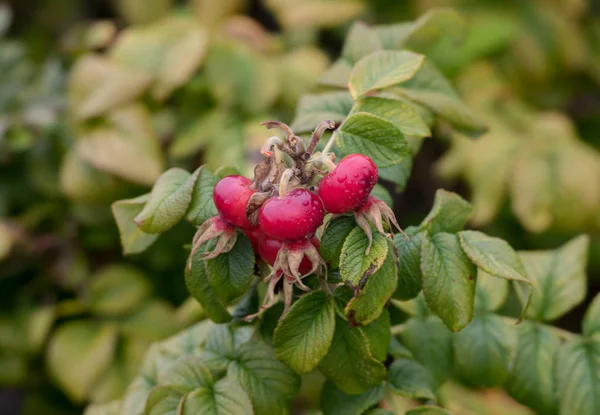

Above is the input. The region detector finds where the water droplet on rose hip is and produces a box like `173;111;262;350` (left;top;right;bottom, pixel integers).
302;200;310;206
337;175;347;183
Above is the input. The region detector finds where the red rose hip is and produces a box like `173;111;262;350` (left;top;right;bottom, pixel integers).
258;188;324;241
318;154;378;214
213;175;254;230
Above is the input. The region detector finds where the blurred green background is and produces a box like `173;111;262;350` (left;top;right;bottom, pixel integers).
0;0;599;414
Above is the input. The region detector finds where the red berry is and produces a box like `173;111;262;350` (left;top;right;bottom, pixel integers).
258;189;324;241
258;236;319;274
243;227;264;254
213;175;254;230
318;154;378;214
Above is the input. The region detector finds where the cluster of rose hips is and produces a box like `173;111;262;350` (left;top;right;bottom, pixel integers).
190;121;402;318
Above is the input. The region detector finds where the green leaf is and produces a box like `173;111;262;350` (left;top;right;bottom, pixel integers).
474;269;508;312
337;112;409;168
458;231;528;281
204;41;278;115
345;246;398;326
120;299;177;341
318;316;386;394
200;324;253;373
158;356;212;393
181;378;253;415
135;168;197;234
453;313;517;387
419;189;472;234
60;150;125;203
274;291;335;374
27;305;56;353
0;221;13;261
393;61;487;137
185;167;218;226
378;158;413;191
401;316;453;385
371;184;393;208
517;235;589;321
320;381;384;415
290;91;354;134
387;358;436;401
393;227;425;300
458;230;531;318
89;264;151;316
365;410;395;415
205;233;255;303
321;217;357;269
505;321;560;415
122;375;155;415
47;321;118;402
112;194;159;255
362;309;391;362
318;59;353;88
339;226;389;288
351;97;430;138
116;0;174;25
555;338;600;415
144;386;183;415
583;293;600;339
555;337;600;415
348;50;424;99
342;21;383;64
186;249;232;324
84;400;122;415
227;341;300;415
376;9;465;51
0;3;12;37
406;406;453;415
420;233;476;331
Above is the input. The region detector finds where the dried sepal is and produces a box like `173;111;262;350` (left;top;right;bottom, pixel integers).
354;196;409;254
246;191;272;227
243;238;326;321
187;216;237;268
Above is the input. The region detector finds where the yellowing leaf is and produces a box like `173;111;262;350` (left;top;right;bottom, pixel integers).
47;321;118;402
76;105;165;186
110;16;208;100
69;55;151;120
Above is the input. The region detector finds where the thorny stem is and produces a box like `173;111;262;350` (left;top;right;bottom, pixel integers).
279;168;294;197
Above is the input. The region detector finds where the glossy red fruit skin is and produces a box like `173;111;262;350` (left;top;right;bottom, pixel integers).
318;154;378;214
258;189;325;241
213;175;254;230
244;227;264;254
259;236;319;274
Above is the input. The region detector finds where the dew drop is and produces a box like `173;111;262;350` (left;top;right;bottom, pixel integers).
337;175;347;183
302;200;310;207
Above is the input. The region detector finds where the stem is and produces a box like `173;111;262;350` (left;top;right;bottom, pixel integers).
306;120;335;154
321;129;338;155
279;169;294;197
261;120;294;145
323;157;337;171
